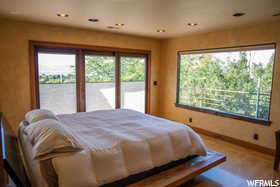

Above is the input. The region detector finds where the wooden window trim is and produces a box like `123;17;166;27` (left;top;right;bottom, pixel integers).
30;41;151;54
178;44;275;55
29;40;151;114
77;49;85;112
115;52;121;109
83;50;115;56
176;43;277;126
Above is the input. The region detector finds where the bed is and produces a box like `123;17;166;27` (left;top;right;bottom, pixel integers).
1;109;226;187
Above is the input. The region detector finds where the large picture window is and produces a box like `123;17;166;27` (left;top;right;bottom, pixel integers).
176;44;276;124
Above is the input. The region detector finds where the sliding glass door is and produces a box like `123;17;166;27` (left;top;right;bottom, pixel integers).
85;55;116;111
120;56;146;113
33;44;149;114
38;52;77;114
85;54;147;113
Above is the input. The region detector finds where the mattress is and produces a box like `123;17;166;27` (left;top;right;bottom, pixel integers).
19;109;207;187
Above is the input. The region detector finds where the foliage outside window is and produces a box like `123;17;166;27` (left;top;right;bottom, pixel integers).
40;56;145;84
85;56;145;83
177;44;275;122
120;57;145;82
85;56;115;83
39;53;76;84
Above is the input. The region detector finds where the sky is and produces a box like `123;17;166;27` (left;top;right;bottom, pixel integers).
210;49;275;66
38;53;76;75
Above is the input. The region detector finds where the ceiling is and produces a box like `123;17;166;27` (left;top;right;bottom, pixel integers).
0;0;279;38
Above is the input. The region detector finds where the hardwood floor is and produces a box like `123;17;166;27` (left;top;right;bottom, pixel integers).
181;134;280;187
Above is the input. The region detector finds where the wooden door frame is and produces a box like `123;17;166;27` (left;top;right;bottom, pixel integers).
29;40;151;114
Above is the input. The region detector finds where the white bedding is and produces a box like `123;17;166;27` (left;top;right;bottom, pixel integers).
48;109;207;187
18;124;49;187
19;109;207;187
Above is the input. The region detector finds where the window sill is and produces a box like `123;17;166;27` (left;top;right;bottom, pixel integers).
175;103;272;126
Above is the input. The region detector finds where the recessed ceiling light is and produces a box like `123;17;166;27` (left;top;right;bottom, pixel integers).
272;13;280;17
107;26;119;29
88;18;99;22
187;23;198;26
57;13;69;17
156;29;166;33
115;23;125;27
233;12;246;17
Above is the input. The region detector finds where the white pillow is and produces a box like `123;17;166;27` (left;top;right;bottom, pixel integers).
24;119;82;160
25;109;58;124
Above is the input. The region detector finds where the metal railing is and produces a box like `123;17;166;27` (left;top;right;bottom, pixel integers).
180;87;271;119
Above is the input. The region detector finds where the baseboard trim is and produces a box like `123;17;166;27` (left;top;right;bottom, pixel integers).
190;126;275;155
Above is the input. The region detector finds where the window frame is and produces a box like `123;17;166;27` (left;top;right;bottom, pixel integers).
29;41;151;114
175;43;277;125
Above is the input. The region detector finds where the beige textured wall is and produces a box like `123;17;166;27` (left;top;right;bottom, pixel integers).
1;17;280;150
159;20;280;149
0;18;161;131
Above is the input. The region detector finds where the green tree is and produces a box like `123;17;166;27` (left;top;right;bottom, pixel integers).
179;50;275;119
120;57;145;81
85;56;115;82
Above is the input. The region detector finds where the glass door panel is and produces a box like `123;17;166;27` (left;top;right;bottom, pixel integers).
120;56;146;113
85;55;116;111
38;53;77;114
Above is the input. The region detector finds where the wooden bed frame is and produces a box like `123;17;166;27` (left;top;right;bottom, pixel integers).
0;113;30;187
0;113;226;187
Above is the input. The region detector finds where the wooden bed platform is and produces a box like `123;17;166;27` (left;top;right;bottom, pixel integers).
129;150;226;187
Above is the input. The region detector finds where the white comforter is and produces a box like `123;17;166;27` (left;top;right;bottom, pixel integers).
51;109;207;187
